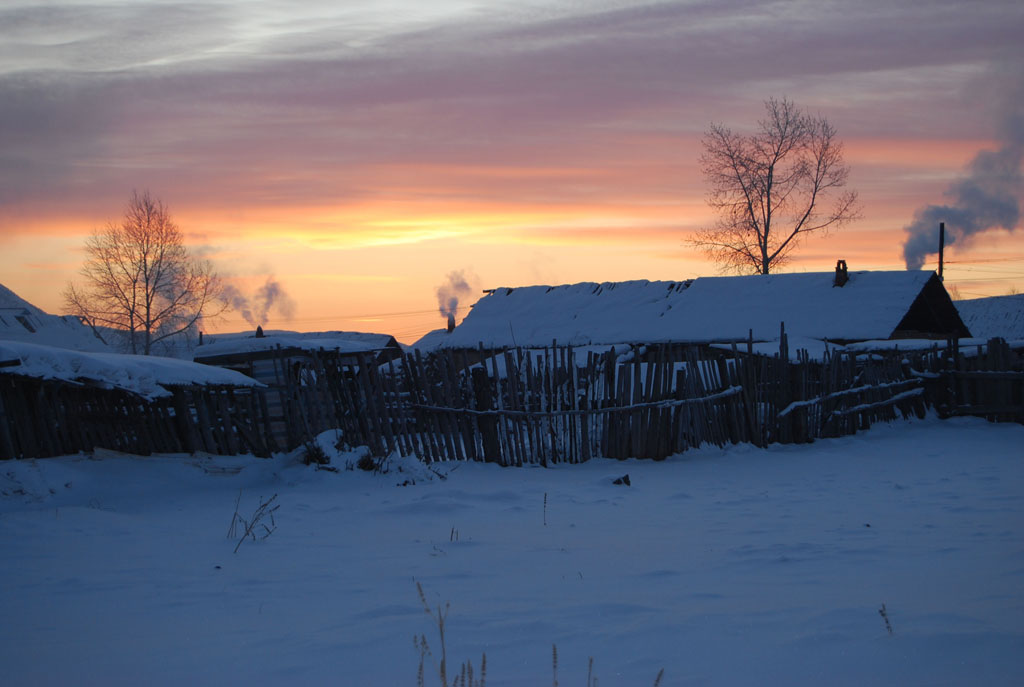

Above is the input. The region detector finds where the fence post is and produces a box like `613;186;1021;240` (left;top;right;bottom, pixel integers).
471;366;501;463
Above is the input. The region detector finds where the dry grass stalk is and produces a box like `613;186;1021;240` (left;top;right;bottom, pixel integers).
879;603;894;635
228;491;280;553
415;580;486;687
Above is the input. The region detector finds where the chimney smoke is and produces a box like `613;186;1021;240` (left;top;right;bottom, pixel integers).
901;84;1024;270
222;277;296;329
436;269;475;329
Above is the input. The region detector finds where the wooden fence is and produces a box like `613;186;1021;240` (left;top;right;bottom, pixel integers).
296;341;930;465
3;337;1020;462
899;337;1024;423
0;376;279;460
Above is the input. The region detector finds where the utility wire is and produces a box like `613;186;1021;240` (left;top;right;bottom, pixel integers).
945;256;1024;264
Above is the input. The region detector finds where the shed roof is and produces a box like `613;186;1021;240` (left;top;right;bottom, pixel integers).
0;340;261;399
428;270;963;349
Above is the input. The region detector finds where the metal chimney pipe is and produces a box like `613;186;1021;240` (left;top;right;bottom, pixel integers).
938;222;945;281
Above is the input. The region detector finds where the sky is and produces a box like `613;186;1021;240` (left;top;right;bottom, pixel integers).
1;0;1023;344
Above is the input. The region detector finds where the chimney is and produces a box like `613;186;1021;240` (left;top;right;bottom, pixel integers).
255;325;265;338
833;259;849;287
446;313;456;333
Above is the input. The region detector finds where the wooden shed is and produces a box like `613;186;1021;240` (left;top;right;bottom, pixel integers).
193;330;403;449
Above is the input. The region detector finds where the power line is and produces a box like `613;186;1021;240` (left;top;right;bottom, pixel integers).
214;304;470;326
945;266;1024;277
945;277;1021;283
946;256;1024;264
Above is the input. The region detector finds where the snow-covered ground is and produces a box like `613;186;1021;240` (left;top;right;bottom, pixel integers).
1;416;1022;686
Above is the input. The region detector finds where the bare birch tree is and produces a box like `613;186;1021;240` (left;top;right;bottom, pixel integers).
691;97;860;274
64;191;223;355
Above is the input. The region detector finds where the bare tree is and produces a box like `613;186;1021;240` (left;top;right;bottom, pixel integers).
691;97;860;274
65;191;223;355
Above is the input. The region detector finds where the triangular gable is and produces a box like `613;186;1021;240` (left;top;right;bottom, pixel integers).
893;274;971;339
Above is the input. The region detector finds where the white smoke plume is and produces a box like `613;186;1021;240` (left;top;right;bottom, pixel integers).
222;277;296;328
902;86;1024;270
436;270;476;321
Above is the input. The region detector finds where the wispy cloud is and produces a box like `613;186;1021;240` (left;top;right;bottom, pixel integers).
2;0;1020;233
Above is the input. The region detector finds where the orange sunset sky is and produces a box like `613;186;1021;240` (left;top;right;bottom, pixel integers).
2;0;1023;344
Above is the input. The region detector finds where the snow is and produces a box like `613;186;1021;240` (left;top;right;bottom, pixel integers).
0;340;262;398
0;283;110;353
2;416;1022;685
956;294;1024;340
409;327;452;352
667;271;934;341
194;329;396;359
429;271;937;350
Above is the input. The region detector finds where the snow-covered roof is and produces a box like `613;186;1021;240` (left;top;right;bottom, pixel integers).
194;329;398;360
408;327;459;353
955;294;1024;340
0;340;261;399
0;283;110;353
428;271;943;350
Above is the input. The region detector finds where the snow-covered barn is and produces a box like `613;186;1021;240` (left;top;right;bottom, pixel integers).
423;268;970;352
955;293;1024;341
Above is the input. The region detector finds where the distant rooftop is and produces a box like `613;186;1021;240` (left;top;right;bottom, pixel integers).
955;294;1024;340
422;270;965;350
194;329;398;360
0;283;110;353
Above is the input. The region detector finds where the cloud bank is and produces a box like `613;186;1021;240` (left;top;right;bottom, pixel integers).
1;0;1021;235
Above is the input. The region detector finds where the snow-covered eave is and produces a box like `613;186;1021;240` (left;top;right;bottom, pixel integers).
434;330;900;352
0;341;264;400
